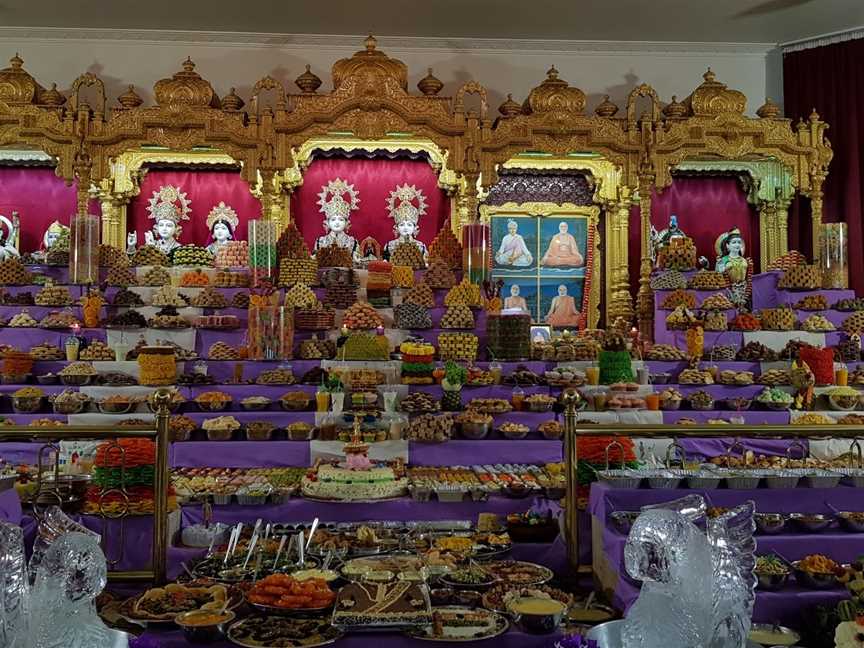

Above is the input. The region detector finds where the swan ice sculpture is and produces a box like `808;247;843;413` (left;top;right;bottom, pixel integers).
621;494;757;648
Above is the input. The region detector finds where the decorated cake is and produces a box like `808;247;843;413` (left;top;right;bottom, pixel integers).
333;581;432;629
301;459;408;501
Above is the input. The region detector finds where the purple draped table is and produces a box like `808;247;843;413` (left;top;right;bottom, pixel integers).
588;480;857;628
0;486;22;525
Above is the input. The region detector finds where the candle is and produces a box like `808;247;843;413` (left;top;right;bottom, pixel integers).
376;325;385;336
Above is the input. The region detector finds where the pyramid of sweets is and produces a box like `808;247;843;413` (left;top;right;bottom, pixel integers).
112;288;144;307
140;266;171;287
440;305;475;329
281;283;316;309
131;246;169;267
660;289;695;310
343;301;384;330
487;313;531;360
151;285;188;307
106;265;138;287
171;245;213;267
214;269;249;287
438;332;479;361
35;282;73;306
423;260;456;289
650;270;688;291
688;270;728;290
391;241;425;269
278;256;318;287
0;258;33;285
294;304;335;330
316;243;353;268
276;222;310;259
150;306;191;329
98;244;129;268
445;278;481;307
391;265;414;288
657;237;697;271
404;282;435;308
30;342;64;360
45;247;69;266
366;260;393;291
179;269;210;287
231;292;250;308
342;331;390;360
394;302;432;329
428;219;462;269
213;240;249;267
299;336;336;359
778;264;822;290
190;286;229;308
79;340;115;361
767;249;807;272
208;341;241;360
761;305;796;331
9;311;37;327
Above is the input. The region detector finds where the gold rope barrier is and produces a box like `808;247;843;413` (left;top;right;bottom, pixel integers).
0;388;172;584
561;389;864;572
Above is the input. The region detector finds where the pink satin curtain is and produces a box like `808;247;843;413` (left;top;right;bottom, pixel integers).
0;166;100;254
628;176;758;292
128;169;262;247
290;157;450;252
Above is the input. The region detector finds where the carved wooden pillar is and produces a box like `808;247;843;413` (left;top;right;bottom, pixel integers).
99;196;128;249
636;170;655;341
606;187;635;325
73;152;92;217
809;173;825;264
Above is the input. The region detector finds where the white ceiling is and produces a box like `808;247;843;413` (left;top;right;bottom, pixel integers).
0;0;862;44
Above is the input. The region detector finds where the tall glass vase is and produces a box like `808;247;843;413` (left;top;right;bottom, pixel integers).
248;304;294;360
462;223;490;284
69;214;99;284
820;222;848;289
248;219;278;288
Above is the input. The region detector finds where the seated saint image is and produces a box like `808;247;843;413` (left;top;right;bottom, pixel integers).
540;221;584;268
545;284;581;327
495;219;533;267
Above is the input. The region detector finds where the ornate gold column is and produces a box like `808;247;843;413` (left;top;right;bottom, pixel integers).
636;162;656;341
758;200;777;267
809;172;825;264
775;197;790;260
605;186;635;324
72;152;92;217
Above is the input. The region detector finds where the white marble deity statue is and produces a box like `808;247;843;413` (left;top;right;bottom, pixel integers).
383;183;429;261
0;213;20;260
126;231;137;255
33;220;69;262
495;219;533;267
143;184;191;255
313;178;361;261
206;201;240;255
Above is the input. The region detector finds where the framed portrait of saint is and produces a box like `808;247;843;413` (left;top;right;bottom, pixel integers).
481;201;599;329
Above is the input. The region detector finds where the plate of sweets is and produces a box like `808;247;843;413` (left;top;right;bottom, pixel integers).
227;615;343;648
246;574;337;615
405;606;509;642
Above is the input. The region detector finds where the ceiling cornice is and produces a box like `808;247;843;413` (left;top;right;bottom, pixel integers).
0;27;776;56
781;26;864;53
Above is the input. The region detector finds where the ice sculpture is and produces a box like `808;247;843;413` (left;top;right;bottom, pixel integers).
1;506;120;648
621;495;756;648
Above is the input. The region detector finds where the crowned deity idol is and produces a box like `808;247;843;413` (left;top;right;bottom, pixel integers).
313;178;361;261
143;184;191;255
33;220;69;262
0;212;20;261
383;183;429;261
206;201;240;255
714;227;748;279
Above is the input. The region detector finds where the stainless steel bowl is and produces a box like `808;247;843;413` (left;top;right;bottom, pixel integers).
788;513;833;532
803;471;842;488
754;513;787;535
763;472;800;489
755;570;790;591
836;511;864;532
685;473;722;489
793;562;839;589
597;470;641;489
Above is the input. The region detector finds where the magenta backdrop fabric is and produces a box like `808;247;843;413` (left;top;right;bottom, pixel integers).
628;176;758;293
290;157;450;252
784;38;864;292
128;169;262;247
0;167;100;254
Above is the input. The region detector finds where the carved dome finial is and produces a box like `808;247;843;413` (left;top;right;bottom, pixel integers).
756;97;781;119
296;64;323;94
523;65;585;116
687;68;745;116
662;95;688;119
39;82;66;107
221;87;244;111
153;57;218;108
498;93;522;118
594;95;619;117
417;68;443;96
0;52;42;105
116;84;143;109
332;35;408;91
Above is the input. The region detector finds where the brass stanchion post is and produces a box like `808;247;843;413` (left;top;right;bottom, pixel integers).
562;389;580;572
150;389;172;584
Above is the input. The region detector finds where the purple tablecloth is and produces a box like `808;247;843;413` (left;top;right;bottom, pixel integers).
678;437;808;458
589;480;861;627
752;271;855;310
0;487;22;524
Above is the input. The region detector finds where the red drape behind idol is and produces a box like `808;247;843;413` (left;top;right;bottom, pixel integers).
0;166;101;254
784;37;864;293
628;176;758;294
291;156;450;252
128;168;262;247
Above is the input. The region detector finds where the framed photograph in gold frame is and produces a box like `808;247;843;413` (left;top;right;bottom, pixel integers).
481;201;600;328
